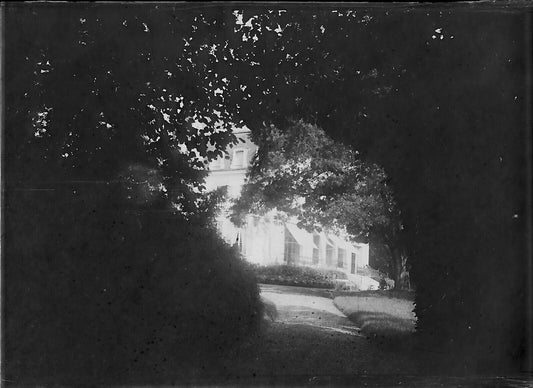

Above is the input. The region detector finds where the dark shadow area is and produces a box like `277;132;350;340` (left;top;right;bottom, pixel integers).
3;3;530;385
214;319;419;381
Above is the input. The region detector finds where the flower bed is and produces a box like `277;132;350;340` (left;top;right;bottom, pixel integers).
252;264;347;289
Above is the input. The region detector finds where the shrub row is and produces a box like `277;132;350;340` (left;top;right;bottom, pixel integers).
251;264;348;289
4;186;262;385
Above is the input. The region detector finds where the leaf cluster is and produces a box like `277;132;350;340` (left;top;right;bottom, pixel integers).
232;121;397;245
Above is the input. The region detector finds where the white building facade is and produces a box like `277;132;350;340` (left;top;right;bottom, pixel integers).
204;128;379;290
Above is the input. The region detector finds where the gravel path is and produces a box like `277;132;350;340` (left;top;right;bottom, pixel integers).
124;284;529;386
260;283;363;336
214;284;421;384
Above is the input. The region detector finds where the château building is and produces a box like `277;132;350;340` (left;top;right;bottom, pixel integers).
204;128;379;290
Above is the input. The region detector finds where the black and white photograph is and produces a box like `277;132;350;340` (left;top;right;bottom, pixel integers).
2;2;532;386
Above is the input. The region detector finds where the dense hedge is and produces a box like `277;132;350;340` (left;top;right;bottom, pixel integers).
400;15;529;374
3;185;262;384
4;6;264;384
397;21;527;376
252;264;347;289
331;11;530;374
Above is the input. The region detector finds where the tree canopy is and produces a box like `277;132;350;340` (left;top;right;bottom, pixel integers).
230;6;527;373
236;125;383;230
4;3;529;379
4;4;265;383
231;121;408;287
228;6;528;373
6;5;258;212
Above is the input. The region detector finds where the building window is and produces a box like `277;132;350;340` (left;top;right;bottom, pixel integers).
312;234;320;264
232;149;246;168
337;248;345;268
284;227;300;266
326;243;334;266
351;252;357;274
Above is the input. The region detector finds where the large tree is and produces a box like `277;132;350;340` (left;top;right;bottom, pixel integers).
226;5;529;373
5;3;529;379
4;4;264;383
231;121;408;288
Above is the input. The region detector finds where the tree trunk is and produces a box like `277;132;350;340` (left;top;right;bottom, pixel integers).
384;219;406;290
390;246;404;290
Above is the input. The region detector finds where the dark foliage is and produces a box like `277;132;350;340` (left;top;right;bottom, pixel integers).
4;188;262;383
228;5;530;374
369;244;392;275
4;3;530;380
3;4;262;384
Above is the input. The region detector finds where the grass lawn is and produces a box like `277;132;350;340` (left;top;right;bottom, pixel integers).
333;290;416;338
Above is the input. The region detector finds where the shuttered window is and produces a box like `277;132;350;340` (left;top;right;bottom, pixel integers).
284;227;300;265
326;244;334;266
337;248;346;268
312;234;320;264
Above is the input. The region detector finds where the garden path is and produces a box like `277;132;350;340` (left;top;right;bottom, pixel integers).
190;285;527;387
259;283;362;336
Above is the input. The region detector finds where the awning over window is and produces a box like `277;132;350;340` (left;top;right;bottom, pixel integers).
286;223;318;249
327;234;353;251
